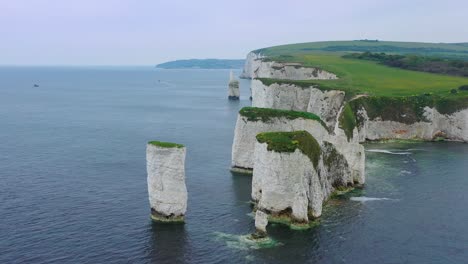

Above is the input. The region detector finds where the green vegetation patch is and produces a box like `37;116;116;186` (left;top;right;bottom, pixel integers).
348;94;468;125
322;141;346;168
343;52;468;77
338;103;357;141
239;107;327;129
256;131;321;168
148;141;184;148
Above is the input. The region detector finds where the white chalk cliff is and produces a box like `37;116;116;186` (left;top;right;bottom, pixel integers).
355;107;468;142
147;143;187;222
250;79;468;143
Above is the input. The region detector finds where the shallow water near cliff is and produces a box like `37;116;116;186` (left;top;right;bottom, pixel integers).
1;67;467;264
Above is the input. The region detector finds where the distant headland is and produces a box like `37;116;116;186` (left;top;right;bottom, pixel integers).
156;59;245;69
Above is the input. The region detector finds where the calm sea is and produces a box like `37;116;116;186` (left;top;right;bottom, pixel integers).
0;67;467;264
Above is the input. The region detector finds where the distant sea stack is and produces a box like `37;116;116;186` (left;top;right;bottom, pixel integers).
147;141;187;223
228;70;240;100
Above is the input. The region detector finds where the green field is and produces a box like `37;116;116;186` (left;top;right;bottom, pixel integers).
256;40;468;60
261;53;468;98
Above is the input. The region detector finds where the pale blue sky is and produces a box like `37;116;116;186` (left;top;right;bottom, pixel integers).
1;0;467;65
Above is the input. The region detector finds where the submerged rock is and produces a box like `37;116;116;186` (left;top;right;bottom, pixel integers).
146;141;187;223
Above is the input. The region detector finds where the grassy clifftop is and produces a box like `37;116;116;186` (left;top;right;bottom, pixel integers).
254;40;468;60
239;107;327;129
256;131;321;168
148;141;184;149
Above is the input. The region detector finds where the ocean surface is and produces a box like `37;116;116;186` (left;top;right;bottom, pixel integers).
0;67;467;264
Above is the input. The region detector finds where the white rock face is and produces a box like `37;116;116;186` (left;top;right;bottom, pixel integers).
252;140;353;222
240;52;264;79
307;89;345;130
231;115;329;170
254;210;268;234
251;80;345;129
240;52;337;80
147;144;187;221
355;107;468;142
251;79;311;112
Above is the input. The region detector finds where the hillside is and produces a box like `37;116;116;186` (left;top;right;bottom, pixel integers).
156;59;244;69
251;41;468;100
255;40;468;60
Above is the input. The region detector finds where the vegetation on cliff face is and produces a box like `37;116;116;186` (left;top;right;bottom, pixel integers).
239;107;327;129
338;103;357;141
349;95;468;121
148;141;184;148
343;52;468;77
256;131;321;168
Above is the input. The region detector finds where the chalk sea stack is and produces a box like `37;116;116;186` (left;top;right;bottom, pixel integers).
228;70;240;100
147;141;187;223
252;131;354;229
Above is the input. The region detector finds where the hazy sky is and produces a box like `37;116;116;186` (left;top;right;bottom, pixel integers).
1;0;468;65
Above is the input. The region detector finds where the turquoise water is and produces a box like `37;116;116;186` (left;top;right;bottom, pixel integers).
0;67;467;263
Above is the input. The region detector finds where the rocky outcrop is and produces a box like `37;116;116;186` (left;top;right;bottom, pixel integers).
252;131;354;228
251;79;345;130
228;70;240;100
240;52;337;80
254;210;268;236
231;107;365;184
147;141;187;222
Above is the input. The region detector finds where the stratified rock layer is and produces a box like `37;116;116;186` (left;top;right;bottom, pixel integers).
147;143;187;222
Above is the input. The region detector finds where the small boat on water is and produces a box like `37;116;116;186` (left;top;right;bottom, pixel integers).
33;84;39;87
